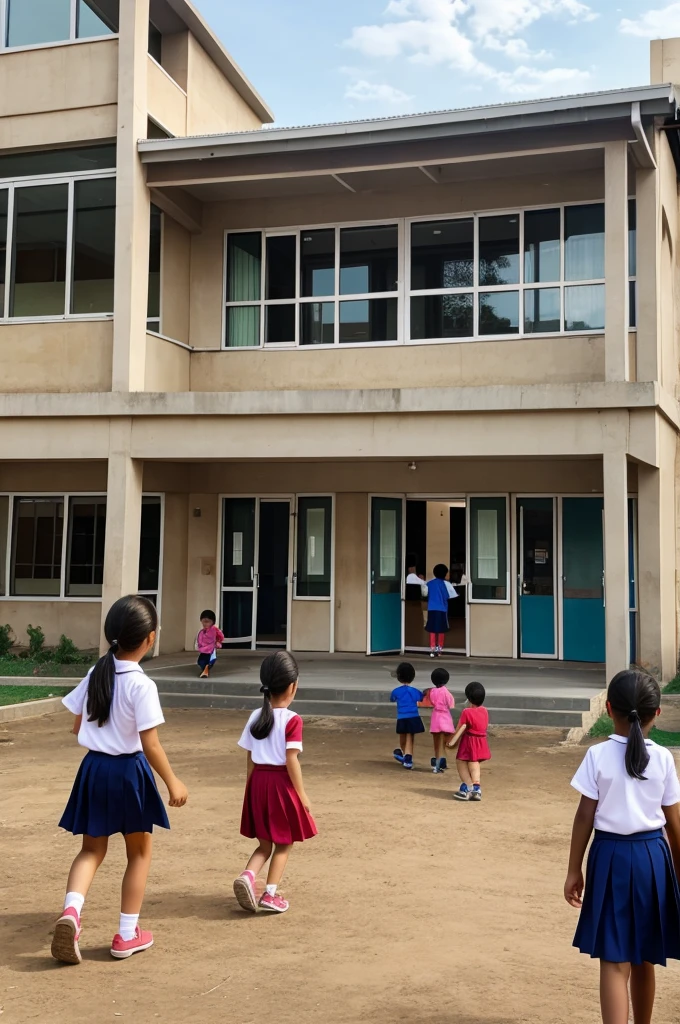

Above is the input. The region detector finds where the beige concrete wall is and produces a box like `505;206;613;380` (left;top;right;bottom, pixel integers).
0;322;112;393
161;32;189;92
147;55;187;137
650;38;680;83
185;34;262;135
0;601;101;650
658;135;679;396
0;461;107;491
161;217;191;344
145;333;191;392
0;106;117;150
159;493;188;653
184;493;219;649
291;600;331;652
334;493;368;652
469;603;514;658
0;39;117;120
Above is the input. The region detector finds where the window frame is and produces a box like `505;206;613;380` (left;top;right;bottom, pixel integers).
294;494;335;601
0;0;119;51
137;493;164;619
466;494;511;605
0;167;115;322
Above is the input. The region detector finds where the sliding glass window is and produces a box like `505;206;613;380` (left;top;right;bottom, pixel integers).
3;0;119;47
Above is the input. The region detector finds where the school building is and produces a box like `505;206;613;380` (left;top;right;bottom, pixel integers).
2;1;680;683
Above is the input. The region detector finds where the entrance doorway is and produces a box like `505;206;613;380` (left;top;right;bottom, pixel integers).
220;497;292;649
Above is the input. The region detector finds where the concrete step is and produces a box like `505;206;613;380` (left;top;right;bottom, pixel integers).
158;691;586;727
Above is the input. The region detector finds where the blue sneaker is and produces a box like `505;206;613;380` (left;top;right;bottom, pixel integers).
470;784;482;801
403;755;414;770
440;757;448;771
453;784;470;801
393;748;404;764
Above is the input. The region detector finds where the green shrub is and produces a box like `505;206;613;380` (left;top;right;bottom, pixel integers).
589;713;614;738
0;624;14;658
26;624;47;661
53;634;83;665
664;675;680;694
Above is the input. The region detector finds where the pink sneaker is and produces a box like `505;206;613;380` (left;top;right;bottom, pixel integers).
110;926;154;959
259;892;289;913
51;907;82;965
233;870;258;912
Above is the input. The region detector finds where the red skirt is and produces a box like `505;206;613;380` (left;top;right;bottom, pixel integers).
240;764;317;845
457;733;491;762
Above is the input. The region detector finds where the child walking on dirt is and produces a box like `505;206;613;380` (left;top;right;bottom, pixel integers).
391;662;424;770
195;609;224;679
420;667;455;773
447;681;490;801
424;564;457;657
565;669;680;1024
52;595;188;965
233;651;317;915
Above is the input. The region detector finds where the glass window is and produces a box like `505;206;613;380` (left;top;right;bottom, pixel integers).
0;190;7;317
524;209;560;283
628;198;636;278
138;496;161;593
301;229;334;297
11;497;63;596
629;280;636;331
66;498;106;597
339;225;398;295
479;215;520;285
524;288;560;334
226;306;260;347
227;233;261;303
77;0;119;37
479;291;519;336
410;219;473;290
300;302;334;345
0;146;116;179
379;509;397;578
0;496;8;596
339;298;397;343
565;203;604;281
266;235;295;300
296;497;332;597
146;203;161;331
265;304;295;344
71;177;116;314
411;293;473;340
222;498;255;588
470;497;507;601
7;0;71;47
10;184;68;317
565;284;605;331
148;22;162;62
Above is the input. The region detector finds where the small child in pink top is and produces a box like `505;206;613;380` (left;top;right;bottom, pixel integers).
195;609;224;679
419;667;455;774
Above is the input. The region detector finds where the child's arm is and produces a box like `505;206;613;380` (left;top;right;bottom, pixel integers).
418;688;433;708
564;795;597;907
194;631;200;651
446;721;467;749
663;802;680;881
140;727;189;807
71;713;82;736
215;627;225;649
246;751;255;780
286;749;311;814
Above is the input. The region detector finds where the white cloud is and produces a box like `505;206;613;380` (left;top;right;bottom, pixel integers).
483;36;551;60
345;79;414;103
620;4;680;38
494;64;591;93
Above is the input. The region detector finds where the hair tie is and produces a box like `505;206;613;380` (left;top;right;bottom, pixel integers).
628;709;640;723
109;639;119;653
260;685;270;697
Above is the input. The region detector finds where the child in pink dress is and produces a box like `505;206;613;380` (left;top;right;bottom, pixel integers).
447;681;490;802
195;609;224;679
420;667;455;774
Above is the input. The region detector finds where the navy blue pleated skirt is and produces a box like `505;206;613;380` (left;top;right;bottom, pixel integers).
574;829;680;966
425;610;449;634
59;751;170;838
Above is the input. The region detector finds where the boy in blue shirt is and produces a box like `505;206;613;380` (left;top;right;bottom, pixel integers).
390;662;424;770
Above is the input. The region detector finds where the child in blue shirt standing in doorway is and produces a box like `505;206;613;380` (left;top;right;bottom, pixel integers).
425;564;457;657
391;663;424;770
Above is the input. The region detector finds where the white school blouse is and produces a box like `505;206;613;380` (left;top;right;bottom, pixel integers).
571;734;680;834
62;659;165;756
238;707;304;766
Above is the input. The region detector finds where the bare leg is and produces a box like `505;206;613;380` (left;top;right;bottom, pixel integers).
435;734;445;759
457;761;472;786
266;844;292;887
630;962;655;1024
399;733;408;753
65;834;109;898
469;761;481;785
246;839;273;876
600;961;631;1024
403;734;414;756
121;832;153;915
432;734;439;756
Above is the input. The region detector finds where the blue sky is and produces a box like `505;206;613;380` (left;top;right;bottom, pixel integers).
191;1;680;125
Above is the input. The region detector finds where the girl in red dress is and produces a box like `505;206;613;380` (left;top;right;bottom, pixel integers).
447;681;490;802
233;651;317;914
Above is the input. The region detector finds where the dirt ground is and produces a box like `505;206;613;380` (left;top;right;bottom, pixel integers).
1;711;680;1024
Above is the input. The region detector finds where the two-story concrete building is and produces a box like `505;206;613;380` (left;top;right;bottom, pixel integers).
1;0;680;683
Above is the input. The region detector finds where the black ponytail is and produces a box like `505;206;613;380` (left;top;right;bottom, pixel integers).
250;651;299;741
87;595;158;727
607;669;661;780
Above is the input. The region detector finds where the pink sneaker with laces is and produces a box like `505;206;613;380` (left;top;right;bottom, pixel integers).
259;892;289;913
110;926;154;959
51;907;82;965
233;870;258;912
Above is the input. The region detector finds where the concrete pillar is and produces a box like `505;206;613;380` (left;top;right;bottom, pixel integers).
604;141;629;382
101;420;143;649
112;0;151;392
635;165;660;382
603;450;630;680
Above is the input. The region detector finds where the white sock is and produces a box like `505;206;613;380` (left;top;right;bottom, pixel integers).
64;891;85;916
119;913;139;941
265;884;277;897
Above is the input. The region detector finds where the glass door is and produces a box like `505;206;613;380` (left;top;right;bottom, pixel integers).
256;500;291;647
222;498;257;648
517;498;556;657
561;497;605;662
369;496;403;654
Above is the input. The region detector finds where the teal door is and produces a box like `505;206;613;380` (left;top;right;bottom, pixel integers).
562;497;605;663
517;498;556;656
370;497;403;653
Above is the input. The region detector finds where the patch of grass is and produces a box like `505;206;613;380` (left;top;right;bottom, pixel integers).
589;713;680;747
0;685;72;706
589;714;614;737
0;659;89;678
663;675;680;694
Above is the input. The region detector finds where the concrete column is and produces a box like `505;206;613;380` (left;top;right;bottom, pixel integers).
603;450;630;680
604;141;629;382
635;165;660;382
112;0;151;392
101;420;143;649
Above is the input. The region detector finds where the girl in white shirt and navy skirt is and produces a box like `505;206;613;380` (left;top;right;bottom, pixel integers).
565;669;680;1024
233;651;316;914
52;595;188;966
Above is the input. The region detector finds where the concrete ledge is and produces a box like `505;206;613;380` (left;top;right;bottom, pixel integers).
0;696;64;722
562;689;608;745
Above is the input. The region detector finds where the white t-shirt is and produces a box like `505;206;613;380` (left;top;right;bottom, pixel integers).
238;707;303;765
571;734;680;834
62;658;165;756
